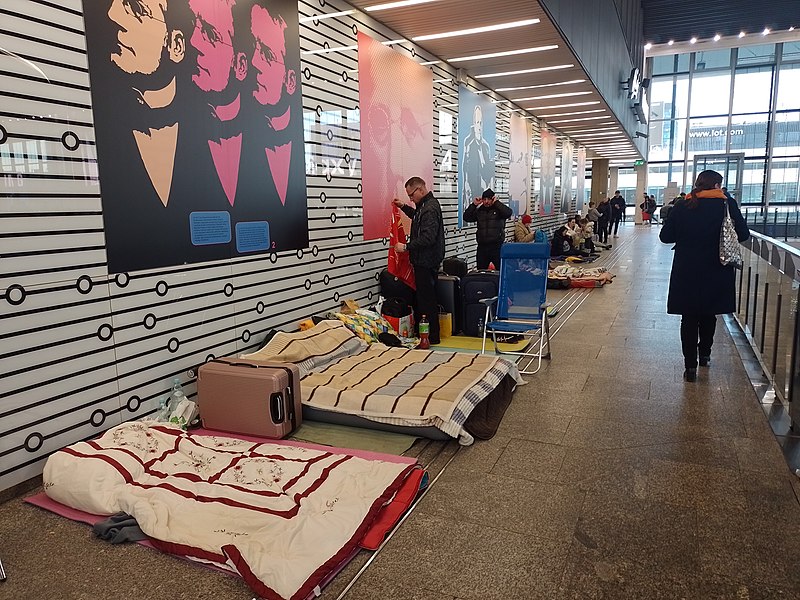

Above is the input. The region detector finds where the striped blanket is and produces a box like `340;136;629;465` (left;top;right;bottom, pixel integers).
302;345;523;444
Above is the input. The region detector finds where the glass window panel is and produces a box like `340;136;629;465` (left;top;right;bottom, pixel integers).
652;55;676;75
781;41;800;63
649;75;690;120
773;111;800;156
732;66;773;114
730;114;769;157
648;118;686;162
687;116;729;158
677;53;690;72
769;157;800;204
689;71;731;116
740;159;766;204
737;44;776;66
777;64;800;110
694;49;731;71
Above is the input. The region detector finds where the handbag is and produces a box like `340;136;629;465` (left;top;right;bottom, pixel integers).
719;198;743;268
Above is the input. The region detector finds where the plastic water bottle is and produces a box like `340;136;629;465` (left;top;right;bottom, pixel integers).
418;315;430;349
478;317;484;336
170;378;185;405
155;395;170;422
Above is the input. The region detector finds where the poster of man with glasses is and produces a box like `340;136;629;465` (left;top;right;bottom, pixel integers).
458;86;496;229
84;0;307;273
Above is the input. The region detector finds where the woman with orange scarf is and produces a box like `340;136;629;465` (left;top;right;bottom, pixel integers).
659;170;749;382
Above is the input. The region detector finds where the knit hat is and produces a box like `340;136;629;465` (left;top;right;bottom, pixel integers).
521;214;532;224
481;188;495;199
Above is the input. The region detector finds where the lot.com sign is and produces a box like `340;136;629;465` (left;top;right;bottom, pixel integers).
688;123;765;151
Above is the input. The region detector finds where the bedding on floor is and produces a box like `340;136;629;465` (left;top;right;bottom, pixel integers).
42;422;422;600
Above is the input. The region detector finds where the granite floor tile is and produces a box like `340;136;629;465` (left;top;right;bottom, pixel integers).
557;446;651;497
560;416;683;450
363;512;570;600
491;438;568;484
581;375;651;399
734;436;791;473
342;579;459;600
644;458;747;510
447;436;511;473
694;575;800;600
417;469;584;542
494;407;571;444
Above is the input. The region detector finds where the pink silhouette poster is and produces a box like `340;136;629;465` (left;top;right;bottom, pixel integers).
358;32;433;241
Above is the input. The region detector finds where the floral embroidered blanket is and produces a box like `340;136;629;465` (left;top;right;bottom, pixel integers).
43;422;417;600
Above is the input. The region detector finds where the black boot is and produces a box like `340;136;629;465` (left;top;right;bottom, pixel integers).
699;356;710;367
683;368;697;382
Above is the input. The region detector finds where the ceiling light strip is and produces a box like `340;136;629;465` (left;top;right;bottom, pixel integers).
526;100;600;110
449;44;557;62
512;91;592;102
476;63;573;79
496;79;585;93
365;0;439;12
538;109;606;118
413;19;539;42
299;10;354;22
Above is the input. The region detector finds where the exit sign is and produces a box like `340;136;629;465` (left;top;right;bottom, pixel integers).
634;159;645;166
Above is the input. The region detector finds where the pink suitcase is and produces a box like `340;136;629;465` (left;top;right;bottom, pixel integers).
197;358;301;438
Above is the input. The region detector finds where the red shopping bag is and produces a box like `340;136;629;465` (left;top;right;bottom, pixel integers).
388;206;415;290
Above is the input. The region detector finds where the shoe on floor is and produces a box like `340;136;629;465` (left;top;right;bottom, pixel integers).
683;368;697;382
699;356;710;367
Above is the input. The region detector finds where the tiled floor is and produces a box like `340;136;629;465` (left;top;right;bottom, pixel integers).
2;222;799;600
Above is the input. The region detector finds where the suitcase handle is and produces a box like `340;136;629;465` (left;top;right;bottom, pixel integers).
270;392;285;423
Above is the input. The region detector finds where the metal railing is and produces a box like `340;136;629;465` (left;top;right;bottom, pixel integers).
736;232;800;425
743;207;800;242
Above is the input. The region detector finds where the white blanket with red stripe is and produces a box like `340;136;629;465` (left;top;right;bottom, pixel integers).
43;422;415;600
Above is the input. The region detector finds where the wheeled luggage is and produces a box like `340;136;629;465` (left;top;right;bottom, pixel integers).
442;256;468;279
379;268;415;305
461;270;500;337
436;273;461;335
197;358;301;438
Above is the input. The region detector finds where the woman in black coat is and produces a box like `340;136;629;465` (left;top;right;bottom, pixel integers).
659;170;749;382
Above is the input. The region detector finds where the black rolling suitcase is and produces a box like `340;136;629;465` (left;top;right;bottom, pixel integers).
379;268;415;305
436;273;461;335
461;270;499;337
442;257;468;279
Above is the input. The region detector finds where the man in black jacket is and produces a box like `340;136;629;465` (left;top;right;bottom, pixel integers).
393;177;445;345
463;188;512;269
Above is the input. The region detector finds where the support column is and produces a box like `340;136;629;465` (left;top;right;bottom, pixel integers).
635;161;647;224
609;167;619;198
590;159;609;208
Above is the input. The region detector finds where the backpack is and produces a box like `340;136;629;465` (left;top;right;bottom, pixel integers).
534;229;548;244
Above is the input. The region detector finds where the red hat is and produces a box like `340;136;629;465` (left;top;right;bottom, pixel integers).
521;214;532;224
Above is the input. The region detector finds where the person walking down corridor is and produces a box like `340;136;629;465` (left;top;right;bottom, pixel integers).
464;188;512;269
393;177;445;345
659;170;749;382
609;190;626;236
596;196;611;245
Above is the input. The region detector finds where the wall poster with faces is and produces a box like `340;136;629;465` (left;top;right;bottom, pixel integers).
539;128;557;216
357;32;433;241
457;86;496;229
575;146;587;214
84;0;308;273
508;112;532;217
560;139;574;214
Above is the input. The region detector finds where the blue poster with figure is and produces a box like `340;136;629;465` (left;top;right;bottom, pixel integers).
458;86;496;229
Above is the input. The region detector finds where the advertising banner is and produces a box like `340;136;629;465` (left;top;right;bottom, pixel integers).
560;140;574;214
575;146;587;214
458;86;496;228
358;32;433;240
539;129;556;216
509;113;532;216
85;0;308;272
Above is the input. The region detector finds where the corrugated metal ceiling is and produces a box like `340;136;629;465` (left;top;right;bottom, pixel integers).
642;0;800;44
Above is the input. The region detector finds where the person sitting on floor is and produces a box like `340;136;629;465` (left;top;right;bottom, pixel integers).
551;225;585;257
515;214;535;242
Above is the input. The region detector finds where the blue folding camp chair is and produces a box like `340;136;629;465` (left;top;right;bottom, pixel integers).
480;242;552;374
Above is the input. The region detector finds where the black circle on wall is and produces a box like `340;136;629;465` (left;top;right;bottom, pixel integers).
115;272;130;288
329;253;335;264
24;432;44;453
6;284;26;306
359;257;365;267
0;124;7;145
325;171;332;183
167;337;180;353
320;192;327;203
270;253;278;264
342;71;348;82
312;245;319;257
256;301;265;314
61;131;80;151
352;24;358;35
323;274;330;285
333;292;340;302
205;354;216;363
330;212;337;223
223;283;234;297
326;129;334;141
348;231;354;241
316;105;323;117
357;183;362;194
155;280;169;296
143;313;157;329
303;67;312;80
344;152;350;164
97;324;113;341
297;248;304;260
374;272;380;280
304;279;312;290
90;409;106;427
127;396;141;412
368;291;373;300
241;330;251;343
76;275;93;295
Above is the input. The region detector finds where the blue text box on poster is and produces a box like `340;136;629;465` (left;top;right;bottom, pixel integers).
236;221;270;253
190;212;232;246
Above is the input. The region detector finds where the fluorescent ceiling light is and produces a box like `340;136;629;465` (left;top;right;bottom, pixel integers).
527;101;600;110
538;109;605;118
497;108;521;113
449;45;557;62
433;78;451;83
557;122;616;129
739;31;746;38
713;34;721;41
366;0;439;11
644;43;652;50
475;63;573;79
496;79;585;93
762;28;771;35
561;126;620;134
690;37;697;44
420;60;441;66
413;19;539;42
299;10;354;22
512;91;592;102
571;132;628;138
439;102;459;108
668;40;674;45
